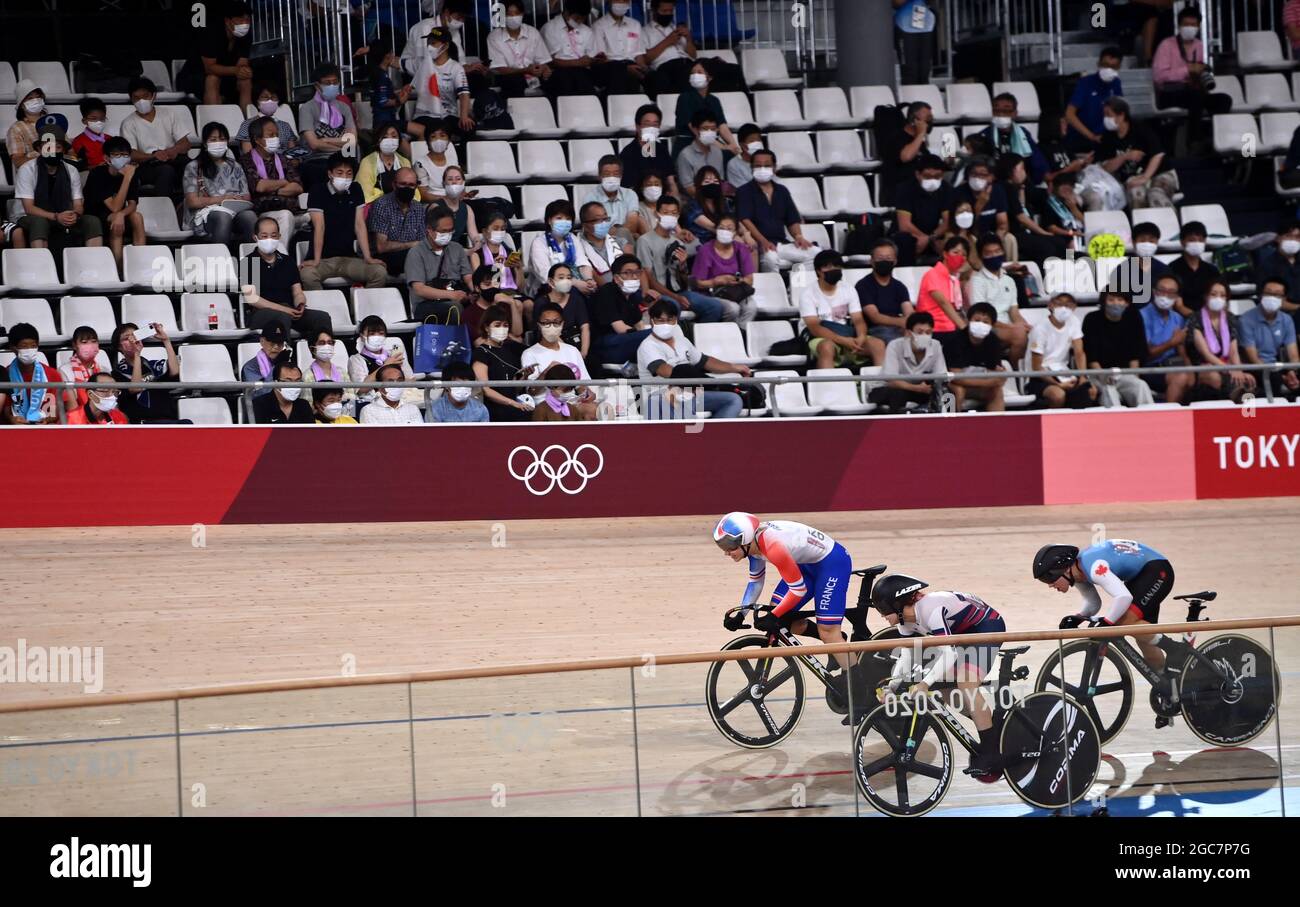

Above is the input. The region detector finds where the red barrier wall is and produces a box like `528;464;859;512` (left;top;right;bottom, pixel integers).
2;407;1297;528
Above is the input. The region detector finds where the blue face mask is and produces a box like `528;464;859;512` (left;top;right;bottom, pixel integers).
551;219;573;237
983;255;1005;273
320;84;340;100
593;221;611;240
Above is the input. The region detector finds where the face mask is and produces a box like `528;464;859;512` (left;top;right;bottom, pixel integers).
264;136;281;153
86;120;105;134
109;155;130;170
690;73;709;90
593;221;612;239
395;186;416;203
1098;67;1119;83
449;386;472;403
651;323;676;340
539;324;563;342
1102;116;1119;132
746;141;763;156
323;402;344;418
232;22;251;37
365;334;387;352
620;279;641;295
655;13;674;26
445;183;465;200
969;321;993;339
600;176;622;194
280;387;302;402
1261;295;1284;313
1282;239;1300;256
551;219;573;237
640;127;660;144
1184;241;1205;257
1179;26;1198;41
134;99;153;114
658;214;678;231
93;394;119;413
382;386;404;403
752;167;774;183
611;2;631;15
506;15;524;28
448;17;464;30
259;100;279;115
379;137;400;154
944;253;966;271
206;142;228;158
715;229;735;245
77;343;98;361
434;232;453;247
430;139;450;154
911;334;931;352
331;176;353;192
1154;295;1176;311
992;116;1012;130
1050;307;1071;325
1135;241;1157;258
1206;295;1227;313
823;269;843;285
983;255;1005;273
553;278;573;294
698;129;718;146
921;178;941;193
479;325;506;344
644;185;663;202
873;260;895;277
489;229;507;245
320;84;340;100
430;43;449;58
314;345;334;362
699;183;721;200
23;99;44;115
955;211;974;229
1105;302;1127;320
969;177;988;192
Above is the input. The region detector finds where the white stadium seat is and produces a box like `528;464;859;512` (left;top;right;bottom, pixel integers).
803;87;861;129
817;131;873;170
1211;113;1261;157
179;397;234;424
1129;207;1182;252
195;104;247;137
1180;203;1238;246
63;247;130;293
1260;111;1300;153
806;367;873;414
850;85;896;122
753;272;796;316
518;184;569;225
606;94;652;132
740;48;801;89
467;142;522;182
1237;30;1292;71
137;195;194;242
693;323;761;366
945;83;992;122
58;295;116;340
302;290;357;335
557;96;611;136
180;244;241;292
822;175;884;217
1213;75;1251;112
507;97;565;138
2;248;72;295
898;84;953;123
992;81;1042;120
746;320;806;366
766;132;819;173
18;61;79;102
757;369;823;416
142;60;186;102
178;344;236;383
515;139;575;180
781;177;830;221
181;293;246;339
122;294;188;340
715;92;755;127
2;298;66;342
1244;74;1300;111
568;139;617;178
352;288;415;333
1043;256;1099;304
1084;210;1133;248
754;90;813;130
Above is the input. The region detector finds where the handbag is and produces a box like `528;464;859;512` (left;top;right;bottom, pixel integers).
709;280;755;303
413;310;472;373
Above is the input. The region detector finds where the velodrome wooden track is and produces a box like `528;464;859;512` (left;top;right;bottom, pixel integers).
2;498;1297;816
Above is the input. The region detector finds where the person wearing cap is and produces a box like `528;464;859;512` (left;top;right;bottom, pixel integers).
65;373;130;426
409;25;475;146
7;80;49;172
400;0;489;91
253;360;314;424
15;123;105;251
240;323;290;400
121;76;197;197
890;154;954;267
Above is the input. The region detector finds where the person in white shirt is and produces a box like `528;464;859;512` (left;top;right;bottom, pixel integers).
575;200;632;286
799;250;880;368
578;155;644;234
592;0;650;94
121;75;195;196
15;125;104;250
400;0;488;89
1027;293;1098;407
528;199;596;294
642;0;697;92
541;0;600;97
967;234;1029;362
869;311;948;412
487;0;554;99
360;365;424;424
522;301;598;419
638;299;751;419
410;27;475;144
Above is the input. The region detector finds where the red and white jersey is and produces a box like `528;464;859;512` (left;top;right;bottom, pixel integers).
755;521;835;566
897;590;998;638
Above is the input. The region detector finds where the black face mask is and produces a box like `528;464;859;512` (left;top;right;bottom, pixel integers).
481;288;499;304
872;260;896;277
699;183;721;200
395;186;416;203
655;13;675;26
823;269;843;285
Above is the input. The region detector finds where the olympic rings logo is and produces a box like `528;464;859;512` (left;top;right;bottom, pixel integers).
507;444;605;496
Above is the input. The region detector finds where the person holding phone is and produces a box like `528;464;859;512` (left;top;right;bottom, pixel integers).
111;321;180;422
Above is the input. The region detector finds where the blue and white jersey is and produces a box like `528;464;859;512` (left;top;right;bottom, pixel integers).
1075;539;1168;623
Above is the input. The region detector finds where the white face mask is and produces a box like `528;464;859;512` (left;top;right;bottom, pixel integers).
448;17;465;30
539;324;563;342
620;279;641;295
445;183;465;199
715;229;734;245
206;142;228;158
449;386;472;403
968;177;988;192
601;176;622;194
1154;295;1176;311
746;141;763;155
430;139;450;154
643;185;663;202
1135;241;1158;258
365;334;387;352
698;129;718;146
490;325;511;343
1050;307;1072;325
955;211;975;229
611;2;631;15
969;320;993;339
258;100;279;115
134;98;153;114
256;237;279;255
752;167;774;183
1261;295;1284;313
1102;116;1119;132
379;137;400;154
640;126;660;144
108;155;130;171
1098;67;1119;83
911;334;931;351
658;214;678;231
1179;26;1199;41
314;345;334;361
1184;241;1206;257
264;136;281;152
86;120;105;134
652;323;675;340
280;387;302;402
232;22;251;37
553;278;573;294
490;229;507;245
23;98;44;115
323;402;344;418
1207;295;1228;312
690;73;709;90
331;176;353;192
1282;239;1300;256
506;15;524;29
93;394;119;413
382;386;404;403
992;116;1012;130
434;232;453;247
16;349;39;365
921;178;942;193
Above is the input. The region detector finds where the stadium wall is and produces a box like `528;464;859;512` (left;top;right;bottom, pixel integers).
3;407;1298;528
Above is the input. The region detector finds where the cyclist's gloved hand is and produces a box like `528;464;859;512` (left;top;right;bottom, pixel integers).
1086;616;1113;628
753;612;781;633
723;611;746;632
1059;614;1086;630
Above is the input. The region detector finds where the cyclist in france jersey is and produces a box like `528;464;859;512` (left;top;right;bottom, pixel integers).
871;574;1007;779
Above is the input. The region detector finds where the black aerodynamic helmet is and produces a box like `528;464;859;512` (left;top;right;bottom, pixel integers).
1033;544;1080;583
871;574;928;615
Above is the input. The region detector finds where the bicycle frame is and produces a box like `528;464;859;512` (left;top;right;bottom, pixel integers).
1080;597;1232;696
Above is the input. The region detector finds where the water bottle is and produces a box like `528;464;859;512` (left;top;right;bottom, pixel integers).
207;302;218;332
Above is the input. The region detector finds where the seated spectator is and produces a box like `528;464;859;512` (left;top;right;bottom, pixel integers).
438;166;479;248
473;214;523;290
358;124;412;204
472;303;534;421
1168;221;1220;314
313;384;357;424
1027;293;1097;408
533;264;590;356
243;216;332;337
184;122;255;245
1254;221;1300;310
16;125;104;251
1065;46;1124;152
1085;97;1177;211
590;254;653;371
642;0;700;93
240;323;289;399
427;360;490;422
737;149;819;271
1083;291;1155;407
1141;274;1194;404
182;0;254;107
869;311;948;412
638;299;751;420
619;105;679;200
111;321;179;422
298;63;359;190
367;167;427;276
976;93;1048;184
855;238;914;344
1191;279;1256;402
592;0;650;94
70;98;111;169
581;156;644;234
691;213;757;325
1000;152;1066;264
1039;112;1093;184
303;327;346;385
955;159;1010;245
66;372;129;425
948;200;980;264
946;302;1007;412
1105;221;1170;300
59;325;103;411
360;365;423;424
532;362;588;422
878;101;934;207
727;124;764;188
968;234;1028;362
634;173;667;240
575;201;631;287
918;236;971;353
676;110;726;199
1;323;58;424
412;125;460;203
83;137;144;269
683;166;747;246
240;117;305;242
1152;6;1231;145
528;200;596;294
540;0;599;98
363;38;412;142
122;76;195;197
254;360;314;424
637;195;726;323
469;266;528;341
236;85;301;155
673;61;740;157
488;0;554;99
7;80;47;173
800;249;880;368
891;154;953;266
408;205;475;321
400;0;490;90
302;153;387;290
1039;173;1086;255
349;316;413;411
1240;281;1300;400
522;302;598;419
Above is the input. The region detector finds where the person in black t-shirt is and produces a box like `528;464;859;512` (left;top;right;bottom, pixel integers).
187;1;255;107
1167;220;1220;316
590;254;652;370
253;360;315;424
878;102;934;208
1082;291;1156;407
82;136;144;269
890;155;954;266
947;302;1007;411
618;104;679;198
855;238;914;343
1088;97;1178;210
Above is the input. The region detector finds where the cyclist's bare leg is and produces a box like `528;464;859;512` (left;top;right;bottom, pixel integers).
955;664;993;733
817;620;854;672
1116;611;1165;672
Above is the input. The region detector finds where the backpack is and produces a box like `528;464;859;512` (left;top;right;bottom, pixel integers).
1213;242;1252;282
843;215;885;257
